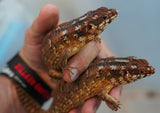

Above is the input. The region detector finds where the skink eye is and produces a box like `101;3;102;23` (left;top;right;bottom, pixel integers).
88;24;92;30
139;70;145;74
103;15;108;20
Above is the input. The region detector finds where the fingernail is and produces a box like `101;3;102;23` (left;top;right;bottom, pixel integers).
70;68;78;81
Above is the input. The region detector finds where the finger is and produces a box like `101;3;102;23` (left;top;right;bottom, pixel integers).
32;4;59;34
69;108;78;113
63;40;101;82
25;4;59;45
97;39;115;58
58;21;65;25
109;85;123;100
81;97;101;113
106;85;123;109
95;39;124;109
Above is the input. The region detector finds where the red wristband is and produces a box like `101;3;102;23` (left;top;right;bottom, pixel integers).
0;53;52;106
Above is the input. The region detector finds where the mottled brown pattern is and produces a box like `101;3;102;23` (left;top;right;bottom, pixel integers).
15;57;155;113
14;7;155;113
49;57;155;113
42;7;118;79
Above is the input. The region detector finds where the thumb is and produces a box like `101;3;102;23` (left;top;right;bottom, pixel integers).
25;4;59;45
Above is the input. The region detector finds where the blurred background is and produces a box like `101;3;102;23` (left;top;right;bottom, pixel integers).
0;0;159;113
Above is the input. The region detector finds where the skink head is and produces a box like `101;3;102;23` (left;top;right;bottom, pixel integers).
126;56;155;80
90;56;155;84
106;56;155;83
85;7;118;34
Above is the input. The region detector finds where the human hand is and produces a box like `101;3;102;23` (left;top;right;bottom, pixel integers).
0;76;27;113
19;4;122;113
64;40;123;113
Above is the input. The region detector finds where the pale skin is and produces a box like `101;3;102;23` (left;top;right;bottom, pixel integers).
0;4;122;113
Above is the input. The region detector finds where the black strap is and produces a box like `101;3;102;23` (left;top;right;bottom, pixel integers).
0;54;52;106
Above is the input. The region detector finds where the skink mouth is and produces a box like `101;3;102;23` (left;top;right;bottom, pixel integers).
147;66;155;76
106;8;118;23
96;7;118;20
110;9;118;17
150;66;155;74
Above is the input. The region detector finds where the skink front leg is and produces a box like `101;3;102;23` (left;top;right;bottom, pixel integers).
97;84;120;111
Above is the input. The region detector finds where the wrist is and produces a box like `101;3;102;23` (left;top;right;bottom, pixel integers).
0;76;27;113
19;50;57;89
1;53;52;106
19;50;47;75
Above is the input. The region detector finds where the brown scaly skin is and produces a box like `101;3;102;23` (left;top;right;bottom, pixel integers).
13;7;155;113
49;56;155;113
14;57;155;113
42;7;118;80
